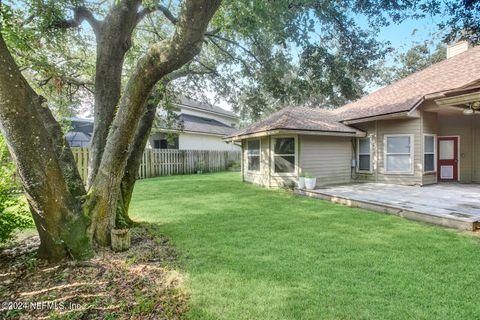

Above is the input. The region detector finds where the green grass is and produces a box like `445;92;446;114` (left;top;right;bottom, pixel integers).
130;172;480;320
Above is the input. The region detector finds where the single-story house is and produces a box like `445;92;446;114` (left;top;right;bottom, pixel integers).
226;41;480;189
66;96;240;151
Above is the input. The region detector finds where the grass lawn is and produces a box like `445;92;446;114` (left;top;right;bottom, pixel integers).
130;172;480;320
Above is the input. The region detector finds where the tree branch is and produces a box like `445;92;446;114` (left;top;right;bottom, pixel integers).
53;6;102;35
137;4;178;25
206;33;262;65
87;0;222;246
208;38;253;75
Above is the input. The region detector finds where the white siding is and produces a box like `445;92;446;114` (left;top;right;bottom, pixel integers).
179;133;240;151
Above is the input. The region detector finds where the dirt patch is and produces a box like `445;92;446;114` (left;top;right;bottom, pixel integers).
0;225;188;319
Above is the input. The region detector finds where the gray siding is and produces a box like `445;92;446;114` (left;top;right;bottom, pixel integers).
353;118;423;186
353;122;376;183
438;114;480;183
240;111;479;188
475;116;480;182
376;118;423;185
243;136;271;186
422;111;438;185
299;135;352;187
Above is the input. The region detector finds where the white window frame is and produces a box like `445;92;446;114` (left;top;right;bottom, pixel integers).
270;135;298;177
357;136;373;173
423;134;437;173
383;134;414;175
246;138;261;173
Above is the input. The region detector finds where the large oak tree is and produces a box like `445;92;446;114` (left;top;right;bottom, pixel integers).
0;0;221;259
1;0;475;260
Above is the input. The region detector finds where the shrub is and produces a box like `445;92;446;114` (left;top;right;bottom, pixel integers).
227;160;241;171
0;136;33;245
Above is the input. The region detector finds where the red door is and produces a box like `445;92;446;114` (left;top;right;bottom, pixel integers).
437;137;458;181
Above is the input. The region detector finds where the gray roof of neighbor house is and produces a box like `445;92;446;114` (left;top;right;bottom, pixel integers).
227;107;363;139
176;95;238;119
227;45;480;139
65;111;237;144
65;118;94;147
159;114;237;136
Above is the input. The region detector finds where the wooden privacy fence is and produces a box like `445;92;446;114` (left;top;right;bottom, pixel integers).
71;148;241;181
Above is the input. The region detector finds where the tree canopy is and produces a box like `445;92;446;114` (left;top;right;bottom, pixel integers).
0;0;478;260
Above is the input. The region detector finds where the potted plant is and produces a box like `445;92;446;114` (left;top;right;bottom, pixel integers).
298;172;306;189
304;172;317;190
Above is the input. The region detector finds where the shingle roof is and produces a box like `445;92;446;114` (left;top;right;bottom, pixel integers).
228;46;480;139
66;112;236;141
227;107;362;139
178;114;237;136
176;95;238;118
333;45;480;121
65;118;94;147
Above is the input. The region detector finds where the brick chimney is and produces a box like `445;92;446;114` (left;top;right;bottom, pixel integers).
447;41;471;59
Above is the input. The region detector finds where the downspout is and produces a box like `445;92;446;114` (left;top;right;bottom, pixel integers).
375;120;379;183
268;135;272;188
420;111;424;186
472;116;476;182
351;137;358;181
241;140;245;182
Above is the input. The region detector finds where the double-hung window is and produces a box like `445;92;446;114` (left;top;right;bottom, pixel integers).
384;135;414;174
247;140;260;172
424;134;436;173
357;137;372;172
273;137;296;174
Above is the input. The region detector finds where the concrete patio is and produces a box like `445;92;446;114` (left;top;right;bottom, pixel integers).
295;183;480;231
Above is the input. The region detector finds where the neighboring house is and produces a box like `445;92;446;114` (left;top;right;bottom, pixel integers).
226;41;480;188
147;96;240;151
66;96;240;151
65;117;94;147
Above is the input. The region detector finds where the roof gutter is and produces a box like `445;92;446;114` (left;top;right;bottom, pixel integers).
224;128;366;142
175;103;239;120
342;108;421;125
152;128;233;138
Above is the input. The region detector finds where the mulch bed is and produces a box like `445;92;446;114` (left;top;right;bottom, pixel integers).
0;225;188;319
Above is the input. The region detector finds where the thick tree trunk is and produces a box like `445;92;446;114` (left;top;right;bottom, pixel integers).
86;0;222;245
87;0;142;188
116;69;191;226
116;102;157;227
0;35;91;261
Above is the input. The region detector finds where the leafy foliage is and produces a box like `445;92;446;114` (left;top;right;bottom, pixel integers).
0;136;32;245
378;40;446;85
2;0;480;127
0;0;96;118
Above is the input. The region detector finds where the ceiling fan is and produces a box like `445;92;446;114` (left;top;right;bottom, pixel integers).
463;101;480;115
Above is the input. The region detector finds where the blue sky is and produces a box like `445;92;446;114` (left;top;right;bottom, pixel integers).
376;15;446;52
